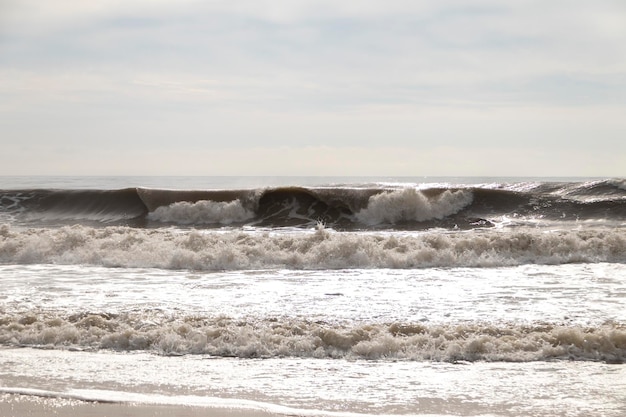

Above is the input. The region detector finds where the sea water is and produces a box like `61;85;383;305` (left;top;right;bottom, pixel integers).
0;176;625;416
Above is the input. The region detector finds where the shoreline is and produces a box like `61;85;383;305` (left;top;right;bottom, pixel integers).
1;393;285;417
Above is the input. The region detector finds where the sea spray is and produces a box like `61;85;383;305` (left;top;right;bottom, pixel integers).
356;188;474;224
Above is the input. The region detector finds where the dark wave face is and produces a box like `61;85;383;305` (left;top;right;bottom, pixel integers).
1;179;625;230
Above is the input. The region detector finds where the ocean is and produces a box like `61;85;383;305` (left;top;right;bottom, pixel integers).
1;176;625;416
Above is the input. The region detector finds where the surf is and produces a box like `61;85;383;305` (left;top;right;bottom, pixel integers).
1;179;625;230
1;224;624;270
1;310;624;362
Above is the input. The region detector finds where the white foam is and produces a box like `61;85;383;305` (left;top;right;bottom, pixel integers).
3;348;625;417
355;189;473;225
609;178;626;191
1;312;624;362
147;199;255;225
1;225;624;270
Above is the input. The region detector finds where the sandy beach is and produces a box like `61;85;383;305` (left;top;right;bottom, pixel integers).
1;393;283;417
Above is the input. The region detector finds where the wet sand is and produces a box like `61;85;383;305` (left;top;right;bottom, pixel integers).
1;394;284;417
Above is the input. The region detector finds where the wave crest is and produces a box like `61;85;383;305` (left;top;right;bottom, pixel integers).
609;178;626;191
356;189;474;225
3;181;626;229
147;200;255;225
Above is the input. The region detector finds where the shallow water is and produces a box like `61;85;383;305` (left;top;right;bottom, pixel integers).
1;348;625;416
1;176;625;416
1;263;625;326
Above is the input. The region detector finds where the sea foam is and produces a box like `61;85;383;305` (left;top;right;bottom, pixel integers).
1;312;624;362
147;199;255;225
1;224;624;270
355;189;473;225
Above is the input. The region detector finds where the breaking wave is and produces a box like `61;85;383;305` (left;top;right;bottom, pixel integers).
1;312;624;362
1;224;624;270
147;200;255;225
355;189;473;224
1;179;625;230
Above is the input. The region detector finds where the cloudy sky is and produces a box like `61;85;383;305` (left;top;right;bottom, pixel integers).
1;0;625;176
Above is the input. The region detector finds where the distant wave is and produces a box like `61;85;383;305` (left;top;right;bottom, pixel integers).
1;225;624;270
1;311;623;362
0;188;147;225
609;178;626;191
1;179;625;230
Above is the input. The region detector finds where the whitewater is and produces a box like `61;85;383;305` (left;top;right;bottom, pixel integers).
1;176;625;416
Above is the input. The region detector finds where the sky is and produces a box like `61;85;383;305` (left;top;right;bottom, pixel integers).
1;0;625;177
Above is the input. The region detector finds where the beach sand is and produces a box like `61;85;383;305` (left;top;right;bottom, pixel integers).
1;394;283;417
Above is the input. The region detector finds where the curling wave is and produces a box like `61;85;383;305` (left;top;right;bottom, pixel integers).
1;179;625;230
